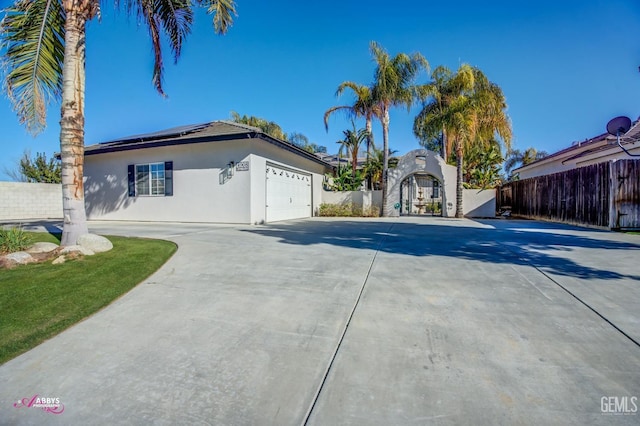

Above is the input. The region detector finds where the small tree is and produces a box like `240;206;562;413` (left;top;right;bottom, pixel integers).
327;168;365;191
230;111;288;140
18;151;62;183
324;81;380;160
463;143;503;189
363;148;398;190
504;148;548;178
288;132;327;153
336;124;369;179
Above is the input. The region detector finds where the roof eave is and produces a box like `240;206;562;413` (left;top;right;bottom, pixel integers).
84;127;332;169
513;132;609;172
254;133;332;168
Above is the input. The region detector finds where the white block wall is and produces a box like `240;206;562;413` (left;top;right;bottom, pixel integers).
462;188;496;218
321;190;382;214
0;182;63;221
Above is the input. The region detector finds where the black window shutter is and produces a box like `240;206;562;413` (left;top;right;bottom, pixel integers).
127;164;135;196
164;161;173;196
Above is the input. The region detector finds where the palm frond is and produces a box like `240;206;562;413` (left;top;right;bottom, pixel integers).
370;41;428;110
1;0;65;135
156;0;193;63
335;80;363;98
137;0;165;94
326;81;380;131
196;0;236;34
117;0;232;95
127;0;193;95
323;105;353;130
413;101;445;140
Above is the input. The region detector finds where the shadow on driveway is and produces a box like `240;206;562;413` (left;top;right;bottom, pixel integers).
242;218;640;282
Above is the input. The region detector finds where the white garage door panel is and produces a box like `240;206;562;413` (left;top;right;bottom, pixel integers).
266;164;312;222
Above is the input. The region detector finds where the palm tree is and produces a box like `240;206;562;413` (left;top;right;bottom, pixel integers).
504;148;548;177
1;0;236;245
370;41;428;216
413;64;511;218
324;82;380;159
457;68;512;216
336;124;369;179
414;65;474;161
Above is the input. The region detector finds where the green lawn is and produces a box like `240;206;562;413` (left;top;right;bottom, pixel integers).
0;232;177;365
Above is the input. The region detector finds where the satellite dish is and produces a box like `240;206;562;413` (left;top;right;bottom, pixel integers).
606;116;632;136
606;115;640;157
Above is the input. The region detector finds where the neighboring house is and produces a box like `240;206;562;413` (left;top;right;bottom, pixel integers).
314;153;366;169
84;121;332;224
513;119;640;179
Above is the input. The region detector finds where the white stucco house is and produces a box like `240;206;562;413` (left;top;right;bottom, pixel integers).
83;121;332;224
513;118;640;179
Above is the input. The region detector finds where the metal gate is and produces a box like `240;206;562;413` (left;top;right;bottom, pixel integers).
400;174;442;216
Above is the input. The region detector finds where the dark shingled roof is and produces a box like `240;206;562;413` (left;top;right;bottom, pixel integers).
84;120;331;168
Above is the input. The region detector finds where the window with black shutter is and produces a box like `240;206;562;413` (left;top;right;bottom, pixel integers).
129;161;173;197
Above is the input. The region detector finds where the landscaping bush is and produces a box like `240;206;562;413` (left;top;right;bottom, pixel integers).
319;203;381;217
0;227;33;254
362;205;381;217
319;203;356;217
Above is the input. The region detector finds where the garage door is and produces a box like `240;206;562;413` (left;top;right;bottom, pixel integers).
266;164;312;222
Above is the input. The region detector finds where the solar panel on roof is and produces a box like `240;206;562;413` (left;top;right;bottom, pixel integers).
99;122;211;145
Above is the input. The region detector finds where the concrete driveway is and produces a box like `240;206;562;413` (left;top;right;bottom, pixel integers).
1;217;639;425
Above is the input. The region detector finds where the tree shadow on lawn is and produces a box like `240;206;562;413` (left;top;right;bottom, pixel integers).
2;220;62;241
242;218;640;282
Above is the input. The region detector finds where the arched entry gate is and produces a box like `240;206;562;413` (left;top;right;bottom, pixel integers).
400;174;443;216
385;149;457;218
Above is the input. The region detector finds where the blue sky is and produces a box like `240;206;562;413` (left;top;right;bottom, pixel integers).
1;0;639;179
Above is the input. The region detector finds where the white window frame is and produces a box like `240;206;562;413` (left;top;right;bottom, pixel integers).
135;162;166;196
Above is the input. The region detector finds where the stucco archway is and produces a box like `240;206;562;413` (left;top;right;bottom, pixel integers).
385;149;457;217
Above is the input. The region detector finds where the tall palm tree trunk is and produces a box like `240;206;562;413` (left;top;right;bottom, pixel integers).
365;116;373;189
441;128;448;161
59;1;90;245
352;149;357;178
455;142;464;218
365;116;374;159
381;109;390;216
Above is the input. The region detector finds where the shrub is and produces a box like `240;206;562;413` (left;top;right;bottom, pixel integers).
0;227;33;254
362;206;381;217
319;203;356;217
324;169;365;191
319;203;381;217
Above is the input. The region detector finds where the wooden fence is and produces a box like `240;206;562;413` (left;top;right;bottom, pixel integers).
611;159;640;229
498;160;639;229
